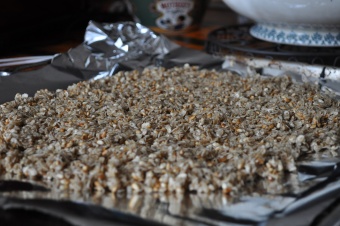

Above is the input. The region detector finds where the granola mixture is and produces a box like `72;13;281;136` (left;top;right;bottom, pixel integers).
0;65;339;196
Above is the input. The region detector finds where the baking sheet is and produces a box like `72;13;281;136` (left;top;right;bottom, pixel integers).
1;21;340;226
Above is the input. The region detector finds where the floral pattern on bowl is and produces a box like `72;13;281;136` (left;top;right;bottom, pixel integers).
250;23;340;47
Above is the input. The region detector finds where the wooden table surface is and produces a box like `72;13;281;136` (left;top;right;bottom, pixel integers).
1;2;244;59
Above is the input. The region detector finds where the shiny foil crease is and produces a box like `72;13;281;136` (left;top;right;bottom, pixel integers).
52;21;179;78
1;21;340;226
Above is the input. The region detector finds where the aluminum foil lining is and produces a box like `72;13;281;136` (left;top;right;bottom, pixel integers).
1;21;340;226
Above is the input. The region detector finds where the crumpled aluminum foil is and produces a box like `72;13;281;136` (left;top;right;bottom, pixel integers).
0;21;222;104
1;21;340;226
52;21;179;78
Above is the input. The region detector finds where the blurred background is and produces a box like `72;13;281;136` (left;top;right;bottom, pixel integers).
0;0;132;56
0;0;232;57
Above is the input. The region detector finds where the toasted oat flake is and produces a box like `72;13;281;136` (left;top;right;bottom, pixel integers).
0;66;339;196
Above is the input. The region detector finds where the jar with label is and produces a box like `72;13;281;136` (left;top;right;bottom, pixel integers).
129;0;209;33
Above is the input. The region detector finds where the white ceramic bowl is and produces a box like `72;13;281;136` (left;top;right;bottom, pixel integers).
222;0;340;47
